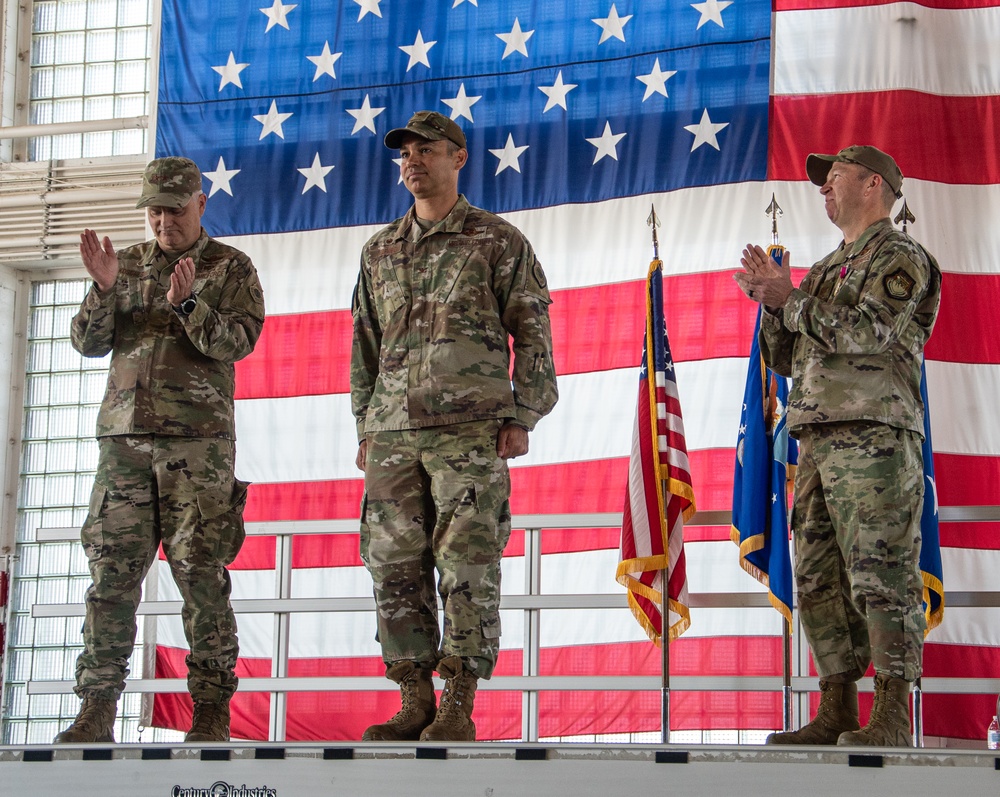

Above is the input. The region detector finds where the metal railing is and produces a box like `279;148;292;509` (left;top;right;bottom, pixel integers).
25;508;1000;742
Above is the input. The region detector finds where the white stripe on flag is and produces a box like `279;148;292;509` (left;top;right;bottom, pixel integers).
925;361;1000;456
154;545;1000;655
154;543;786;656
233;360;1000;484
775;4;1000;97
226;180;1000;317
233;361;749;483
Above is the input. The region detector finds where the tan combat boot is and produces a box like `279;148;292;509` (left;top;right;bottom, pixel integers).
766;680;860;744
53;697;118;743
185;700;231;742
837;673;912;747
362;661;436;741
419;656;478;742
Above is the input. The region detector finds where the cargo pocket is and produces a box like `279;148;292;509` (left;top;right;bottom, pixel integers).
358;492;370;569
374;256;406;325
448;481;510;565
80;483;108;563
480;610;502;651
196;478;250;565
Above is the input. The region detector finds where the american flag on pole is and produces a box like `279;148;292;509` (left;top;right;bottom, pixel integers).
147;0;1000;740
616;261;695;644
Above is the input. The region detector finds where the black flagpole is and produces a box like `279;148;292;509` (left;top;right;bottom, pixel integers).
648;204;670;744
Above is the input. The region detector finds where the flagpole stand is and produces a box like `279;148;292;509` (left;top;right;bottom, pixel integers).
661;688;670;744
912;676;923;747
782;617;793;732
896;203;930;752
661;574;670;744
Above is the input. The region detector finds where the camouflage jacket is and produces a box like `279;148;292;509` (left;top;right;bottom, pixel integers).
71;231;266;439
351;195;558;438
759;218;941;435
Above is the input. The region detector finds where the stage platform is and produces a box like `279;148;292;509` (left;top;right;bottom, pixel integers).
1;741;997;796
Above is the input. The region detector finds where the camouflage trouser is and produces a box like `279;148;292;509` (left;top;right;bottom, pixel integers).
75;435;249;702
793;421;926;682
360;420;512;679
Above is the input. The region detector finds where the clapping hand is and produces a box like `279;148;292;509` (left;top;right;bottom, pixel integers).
79;229;118;293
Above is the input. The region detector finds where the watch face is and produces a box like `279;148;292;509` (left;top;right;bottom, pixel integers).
181;296;197;313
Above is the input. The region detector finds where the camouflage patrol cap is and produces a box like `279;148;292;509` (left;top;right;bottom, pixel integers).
136;156;203;209
806;145;903;199
384;110;467;150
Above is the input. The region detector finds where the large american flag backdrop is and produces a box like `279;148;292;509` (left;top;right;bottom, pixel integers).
151;0;1000;741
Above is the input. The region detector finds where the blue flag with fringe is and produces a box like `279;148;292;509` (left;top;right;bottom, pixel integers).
731;246;796;622
919;365;944;631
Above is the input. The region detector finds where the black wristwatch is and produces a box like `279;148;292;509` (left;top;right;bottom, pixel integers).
173;293;197;317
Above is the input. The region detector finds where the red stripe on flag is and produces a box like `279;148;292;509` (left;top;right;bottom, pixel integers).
221;519;1000;574
235;272;1000;400
236;309;354;399
235;276;757;399
229;449;1000;571
939;522;1000;550
240;451;1000;525
770;92;1000;186
152;637;793;741
935;452;1000;508
925;273;1000;364
923;642;1000;739
240;458;639;525
157;638;1000;740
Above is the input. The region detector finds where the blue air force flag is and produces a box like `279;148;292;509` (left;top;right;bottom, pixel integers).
919;365;944;631
731;245;797;622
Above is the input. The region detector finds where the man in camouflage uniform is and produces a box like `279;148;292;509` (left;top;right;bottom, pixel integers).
54;157;265;744
736;146;941;747
351;111;558;742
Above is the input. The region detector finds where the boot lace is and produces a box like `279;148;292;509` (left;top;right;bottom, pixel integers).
435;675;472;722
190;703;225;736
869;688;888;724
74;698;113;732
814;682;841;727
395;679;421;720
867;677;903;727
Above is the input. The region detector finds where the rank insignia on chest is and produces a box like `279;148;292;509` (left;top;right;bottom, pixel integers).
883;268;916;300
451;231;495;246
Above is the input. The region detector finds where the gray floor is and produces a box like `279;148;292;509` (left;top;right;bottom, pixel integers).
2;742;997;796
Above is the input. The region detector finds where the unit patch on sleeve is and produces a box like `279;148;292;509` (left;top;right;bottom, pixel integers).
883;268;916;300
